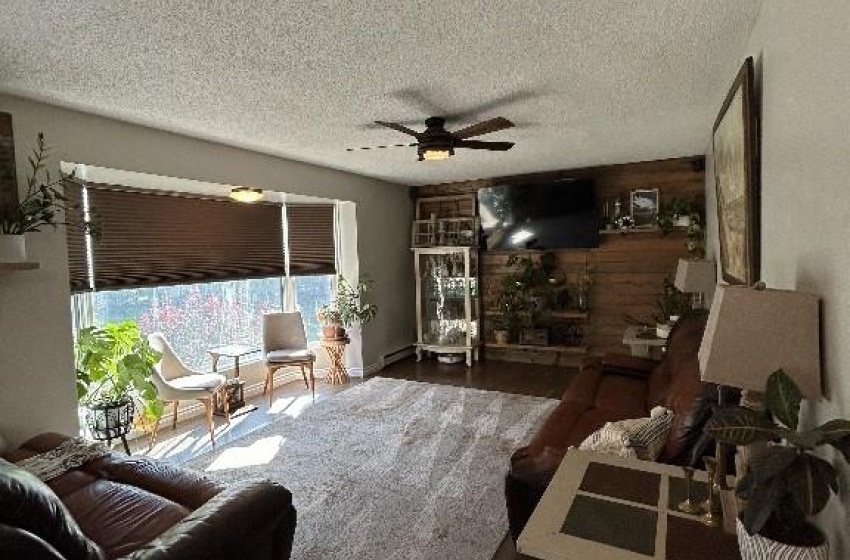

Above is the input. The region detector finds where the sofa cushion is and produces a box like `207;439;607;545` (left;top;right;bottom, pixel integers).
591;374;648;418
62;478;189;558
0;459;103;560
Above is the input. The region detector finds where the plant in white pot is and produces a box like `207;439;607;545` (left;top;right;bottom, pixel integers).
707;370;850;560
0;133;92;262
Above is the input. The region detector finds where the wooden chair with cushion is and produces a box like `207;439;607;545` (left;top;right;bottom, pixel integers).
147;332;229;446
262;312;316;404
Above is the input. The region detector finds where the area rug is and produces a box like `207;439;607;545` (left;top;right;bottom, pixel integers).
183;376;558;560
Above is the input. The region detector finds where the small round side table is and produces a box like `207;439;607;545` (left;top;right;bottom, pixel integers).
321;337;350;385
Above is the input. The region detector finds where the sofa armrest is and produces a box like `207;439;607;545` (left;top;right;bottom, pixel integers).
0;524;69;560
91;455;222;511
120;480;296;560
597;354;660;379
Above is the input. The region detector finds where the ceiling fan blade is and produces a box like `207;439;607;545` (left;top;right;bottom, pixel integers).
374;121;421;138
452;117;515;140
455;140;515;151
346;143;418;151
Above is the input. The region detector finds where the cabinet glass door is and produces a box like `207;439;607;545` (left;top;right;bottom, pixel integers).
418;250;475;346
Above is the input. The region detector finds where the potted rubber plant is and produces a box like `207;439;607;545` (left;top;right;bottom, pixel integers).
706;370;850;560
75;321;163;442
0;133;93;261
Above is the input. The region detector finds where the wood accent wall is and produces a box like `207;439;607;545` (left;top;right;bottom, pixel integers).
415;156;706;363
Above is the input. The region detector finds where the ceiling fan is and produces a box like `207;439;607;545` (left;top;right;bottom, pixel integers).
347;116;516;161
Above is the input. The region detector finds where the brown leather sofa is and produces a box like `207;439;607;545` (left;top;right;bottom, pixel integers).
1;433;296;560
505;312;728;540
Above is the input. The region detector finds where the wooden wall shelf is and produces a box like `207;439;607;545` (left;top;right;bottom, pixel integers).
486;343;588;354
482;310;588;320
599;226;661;235
0;261;40;272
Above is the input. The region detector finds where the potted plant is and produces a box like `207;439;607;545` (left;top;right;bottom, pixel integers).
657;198;702;231
0;133;93;261
656;278;690;338
494;274;532;344
75;321;163;443
316;304;344;340
334;275;378;334
657;198;706;258
707;370;850;560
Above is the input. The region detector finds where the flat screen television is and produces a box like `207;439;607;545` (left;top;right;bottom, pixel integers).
478;180;598;250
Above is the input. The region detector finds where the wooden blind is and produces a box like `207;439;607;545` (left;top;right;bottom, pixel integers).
82;184;285;290
286;204;336;276
64;181;90;293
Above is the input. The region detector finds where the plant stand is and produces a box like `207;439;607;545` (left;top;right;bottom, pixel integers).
321;337;350;385
85;398;134;455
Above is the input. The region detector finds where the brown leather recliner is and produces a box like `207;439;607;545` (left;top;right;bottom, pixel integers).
505;312;726;540
1;433;296;560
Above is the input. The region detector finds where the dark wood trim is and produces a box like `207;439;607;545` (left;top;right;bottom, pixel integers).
0;112;19;215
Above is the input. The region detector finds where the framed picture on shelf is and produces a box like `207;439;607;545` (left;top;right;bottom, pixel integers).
630;188;659;227
712;56;760;285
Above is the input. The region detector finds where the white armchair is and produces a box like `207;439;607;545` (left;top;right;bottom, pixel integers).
148;332;228;446
262;312;316;405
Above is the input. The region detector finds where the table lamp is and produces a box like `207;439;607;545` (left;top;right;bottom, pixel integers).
674;258;716;309
698;283;822;401
698;283;822;490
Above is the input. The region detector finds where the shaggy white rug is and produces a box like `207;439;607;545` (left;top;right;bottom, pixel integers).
184;377;557;560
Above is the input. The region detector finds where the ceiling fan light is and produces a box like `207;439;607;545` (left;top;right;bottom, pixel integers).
421;148;451;161
229;187;264;203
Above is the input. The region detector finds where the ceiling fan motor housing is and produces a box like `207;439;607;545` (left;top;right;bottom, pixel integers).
417;117;455;160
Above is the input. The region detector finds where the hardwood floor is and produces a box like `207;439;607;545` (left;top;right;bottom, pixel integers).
130;376;356;463
379;356;576;398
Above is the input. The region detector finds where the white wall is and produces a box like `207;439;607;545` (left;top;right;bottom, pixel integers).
0;94;415;447
705;2;850;555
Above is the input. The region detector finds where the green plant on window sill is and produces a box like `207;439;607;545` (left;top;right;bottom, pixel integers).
75;321;164;425
706;369;850;548
0;132;97;236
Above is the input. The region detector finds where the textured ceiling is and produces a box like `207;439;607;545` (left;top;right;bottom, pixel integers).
0;0;762;186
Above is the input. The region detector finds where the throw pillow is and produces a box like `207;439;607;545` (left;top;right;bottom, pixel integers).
578;406;674;461
0;459;103;560
577;422;638;459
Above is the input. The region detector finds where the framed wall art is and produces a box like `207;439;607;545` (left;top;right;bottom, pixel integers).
629;188;659;228
712;57;760;285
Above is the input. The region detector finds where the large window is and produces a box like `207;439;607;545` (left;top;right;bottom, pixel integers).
77;274;335;370
292;275;334;346
67;181;340;370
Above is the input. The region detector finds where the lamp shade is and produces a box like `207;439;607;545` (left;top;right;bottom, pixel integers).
698;284;822;399
674;258;716;293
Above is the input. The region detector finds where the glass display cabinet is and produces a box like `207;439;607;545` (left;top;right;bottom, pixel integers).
413;247;480;366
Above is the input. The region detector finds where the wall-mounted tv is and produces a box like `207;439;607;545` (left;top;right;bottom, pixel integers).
478;180;598;250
